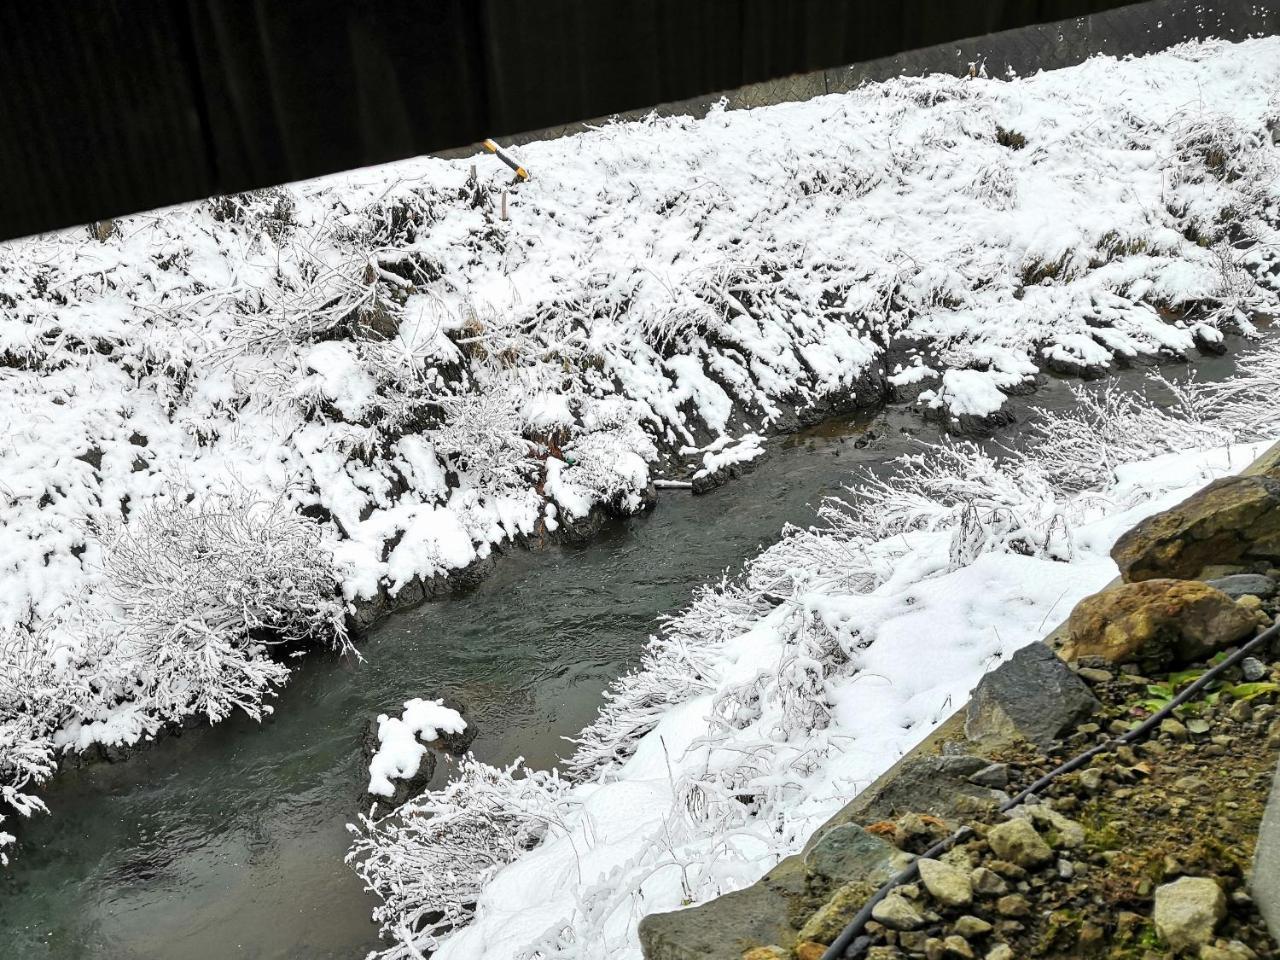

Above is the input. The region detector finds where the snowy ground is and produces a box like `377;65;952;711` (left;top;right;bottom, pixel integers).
349;339;1280;960
2;36;1280;861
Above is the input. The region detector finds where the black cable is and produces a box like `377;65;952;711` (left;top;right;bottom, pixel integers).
821;620;1280;960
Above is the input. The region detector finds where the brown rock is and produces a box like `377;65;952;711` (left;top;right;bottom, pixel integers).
1062;579;1257;670
1110;476;1280;582
792;943;826;960
742;948;787;960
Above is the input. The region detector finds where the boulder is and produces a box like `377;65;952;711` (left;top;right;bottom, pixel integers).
804;822;904;887
964;642;1099;749
1062;579;1257;670
638;856;806;960
1153;876;1226;952
1111;476;1280;582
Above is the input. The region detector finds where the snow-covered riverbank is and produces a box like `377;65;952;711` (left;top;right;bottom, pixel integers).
350;340;1280;960
3;35;1280;863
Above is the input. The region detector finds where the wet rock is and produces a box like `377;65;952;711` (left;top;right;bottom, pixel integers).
1110;476;1280;582
804;823;903;887
1206;574;1278;600
872;893;926;931
1153;876;1226;952
986;819;1053;869
965;642;1098;749
1063;579;1257;671
984;946;1014;960
918;858;973;908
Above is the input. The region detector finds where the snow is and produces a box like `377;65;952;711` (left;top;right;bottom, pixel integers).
3;35;1280;864
367;699;468;798
350;332;1280;960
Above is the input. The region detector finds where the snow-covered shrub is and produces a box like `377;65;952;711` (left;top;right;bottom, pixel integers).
96;489;350;723
348;757;571;958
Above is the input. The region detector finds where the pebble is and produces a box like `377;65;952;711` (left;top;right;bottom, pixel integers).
952;915;993;938
967;763;1010;789
872;893;926;931
1057;859;1074;880
1229;699;1254;723
1161;718;1190;741
1077;667;1114;684
995;894;1030;918
1242;657;1268;682
1187;718;1211;736
918;858;974;908
970;866;1008;897
986;819;1053;868
985;945;1014;960
1079;768;1104;793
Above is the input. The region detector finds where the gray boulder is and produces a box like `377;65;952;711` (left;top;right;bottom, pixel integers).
965;642;1099;749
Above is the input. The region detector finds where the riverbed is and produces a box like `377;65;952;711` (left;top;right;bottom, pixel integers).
0;350;1252;960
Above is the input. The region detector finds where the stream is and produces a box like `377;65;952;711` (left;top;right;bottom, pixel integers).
0;348;1255;959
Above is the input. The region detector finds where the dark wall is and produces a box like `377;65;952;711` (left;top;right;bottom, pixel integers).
0;0;1191;240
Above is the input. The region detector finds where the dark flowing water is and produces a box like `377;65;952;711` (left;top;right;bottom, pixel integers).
0;348;1254;960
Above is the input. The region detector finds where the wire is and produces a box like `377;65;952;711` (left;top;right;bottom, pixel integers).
821;619;1280;960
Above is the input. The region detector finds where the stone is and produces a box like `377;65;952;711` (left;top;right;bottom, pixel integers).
970;867;1008;897
1008;805;1084;848
965;642;1099;749
1228;699;1254;723
1206;574;1279;600
942;935;974;958
638;855;806;960
1162;717;1190;741
1063;579;1257;671
804;823;902;887
986;818;1054;868
995;894;1030;918
1079;768;1104;793
872;893;926;931
967;763;1010;789
792;942;826;960
1153;876;1227;952
1076;666;1114;684
741;948;787;960
985;946;1014;960
1199;941;1258;960
952;915;993;937
797;881;878;945
1242;657;1269;682
918;858;973;908
1112;475;1280;580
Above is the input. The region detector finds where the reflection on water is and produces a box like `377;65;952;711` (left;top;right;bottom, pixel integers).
0;346;1253;959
